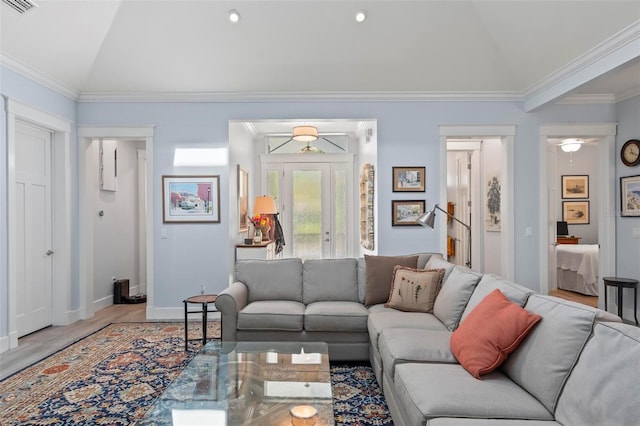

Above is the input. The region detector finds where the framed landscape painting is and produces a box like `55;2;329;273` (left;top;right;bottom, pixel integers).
392;200;425;226
621;175;640;217
162;175;220;223
393;167;425;192
563;200;589;225
562;175;589;199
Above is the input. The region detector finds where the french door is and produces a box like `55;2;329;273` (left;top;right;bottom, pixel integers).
262;156;352;259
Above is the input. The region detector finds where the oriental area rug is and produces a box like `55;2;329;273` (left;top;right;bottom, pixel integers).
0;322;392;425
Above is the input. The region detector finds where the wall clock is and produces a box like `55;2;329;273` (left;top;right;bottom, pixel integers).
621;139;640;167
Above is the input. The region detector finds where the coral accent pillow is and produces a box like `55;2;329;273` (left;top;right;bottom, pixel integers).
450;289;542;379
385;266;445;313
364;255;419;306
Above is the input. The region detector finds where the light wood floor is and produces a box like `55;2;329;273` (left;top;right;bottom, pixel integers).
549;288;598;308
0;303;147;380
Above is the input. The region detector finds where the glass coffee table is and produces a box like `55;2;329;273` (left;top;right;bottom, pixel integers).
138;341;334;425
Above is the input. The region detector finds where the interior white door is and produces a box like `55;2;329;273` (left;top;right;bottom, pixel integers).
15;121;53;337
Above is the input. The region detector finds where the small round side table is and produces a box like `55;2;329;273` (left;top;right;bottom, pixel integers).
602;277;639;325
183;294;218;351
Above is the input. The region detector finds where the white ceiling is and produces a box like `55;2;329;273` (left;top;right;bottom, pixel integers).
1;0;639;107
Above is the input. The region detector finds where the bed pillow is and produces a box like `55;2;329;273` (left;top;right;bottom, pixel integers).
385;266;445;313
364;255;419;306
450;289;542;379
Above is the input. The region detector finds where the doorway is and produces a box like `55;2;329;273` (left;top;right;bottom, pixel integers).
538;124;616;307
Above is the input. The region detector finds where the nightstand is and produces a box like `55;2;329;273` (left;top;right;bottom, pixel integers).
557;236;581;244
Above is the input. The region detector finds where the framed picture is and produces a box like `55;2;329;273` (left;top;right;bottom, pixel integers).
162;175;220;223
620;175;640;217
393;167;425;192
237;166;249;232
563;200;589;225
561;175;589;199
392;200;425;226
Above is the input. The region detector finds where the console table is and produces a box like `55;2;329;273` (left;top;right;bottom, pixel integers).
236;240;276;261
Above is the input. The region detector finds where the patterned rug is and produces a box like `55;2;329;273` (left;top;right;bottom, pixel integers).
0;322;393;425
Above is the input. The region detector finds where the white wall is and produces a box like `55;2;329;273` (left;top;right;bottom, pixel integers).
92;139;145;309
556;144;599;244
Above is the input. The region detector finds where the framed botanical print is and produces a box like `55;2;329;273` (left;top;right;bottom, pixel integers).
562;200;589;225
392;200;425;226
393;167;425;192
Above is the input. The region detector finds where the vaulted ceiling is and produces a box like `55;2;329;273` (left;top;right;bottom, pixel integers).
1;0;639;110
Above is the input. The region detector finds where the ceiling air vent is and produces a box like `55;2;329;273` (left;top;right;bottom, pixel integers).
3;0;38;14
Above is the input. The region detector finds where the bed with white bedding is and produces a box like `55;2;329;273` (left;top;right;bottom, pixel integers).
556;244;599;296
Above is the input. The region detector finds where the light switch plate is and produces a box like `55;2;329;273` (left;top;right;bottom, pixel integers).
632;227;640;238
161;229;168;239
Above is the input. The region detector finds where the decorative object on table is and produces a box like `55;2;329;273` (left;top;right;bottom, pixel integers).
289;404;317;426
252;195;278;240
418;203;472;268
393;166;425;192
237;165;249;233
562;200;590;224
360;163;375;250
162;175;220;223
620;174;640;217
621;139;640;167
391;200;425;226
486;175;501;232
561;175;589;199
252;227;263;244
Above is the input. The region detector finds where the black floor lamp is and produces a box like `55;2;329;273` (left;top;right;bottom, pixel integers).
417;204;472;268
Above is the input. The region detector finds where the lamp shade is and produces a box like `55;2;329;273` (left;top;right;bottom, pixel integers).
417;206;437;228
292;126;319;142
253;196;277;215
557;221;569;236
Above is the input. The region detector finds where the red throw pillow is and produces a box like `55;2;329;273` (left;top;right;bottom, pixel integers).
450;289;541;379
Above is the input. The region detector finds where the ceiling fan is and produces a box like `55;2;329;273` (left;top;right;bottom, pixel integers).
270;125;346;154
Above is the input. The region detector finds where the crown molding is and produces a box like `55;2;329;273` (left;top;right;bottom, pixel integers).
524;20;640;111
1;53;79;100
76;90;523;103
556;93;617;105
615;86;640;103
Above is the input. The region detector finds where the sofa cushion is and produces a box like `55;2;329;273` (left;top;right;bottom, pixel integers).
304;301;369;332
385;266;444;312
364;255;419;306
393;363;553;424
367;307;448;353
379;328;456;380
433;266;482;330
302;258;359;304
460;274;533;323
428;420;561;426
237;300;304;331
555;322;640;426
424;255;455;282
502;295;596;414
451;289;541;379
236;258;303;303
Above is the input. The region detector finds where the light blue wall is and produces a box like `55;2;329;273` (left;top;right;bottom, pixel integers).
0;64;623;340
615;95;640;318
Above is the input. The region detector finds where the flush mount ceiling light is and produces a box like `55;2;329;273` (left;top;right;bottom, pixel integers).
560;138;583;153
355;10;367;23
292;126;319;142
228;9;240;23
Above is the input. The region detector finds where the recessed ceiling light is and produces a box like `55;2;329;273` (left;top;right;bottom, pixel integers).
355;10;367;23
228;9;240;23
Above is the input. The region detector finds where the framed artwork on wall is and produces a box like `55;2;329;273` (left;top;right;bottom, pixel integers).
392;200;425;226
561;175;589;199
620;175;640;217
162;175;220;223
238;166;249;232
562;200;589;225
393;167;425;192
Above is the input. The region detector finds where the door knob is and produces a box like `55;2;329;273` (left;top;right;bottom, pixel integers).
46;250;54;256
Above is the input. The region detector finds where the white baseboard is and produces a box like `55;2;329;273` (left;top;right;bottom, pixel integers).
0;335;8;353
94;295;113;311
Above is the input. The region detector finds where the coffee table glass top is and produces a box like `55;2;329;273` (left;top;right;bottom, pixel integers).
139;341;334;425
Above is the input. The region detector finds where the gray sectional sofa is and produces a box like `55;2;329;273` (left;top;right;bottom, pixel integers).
216;254;640;425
